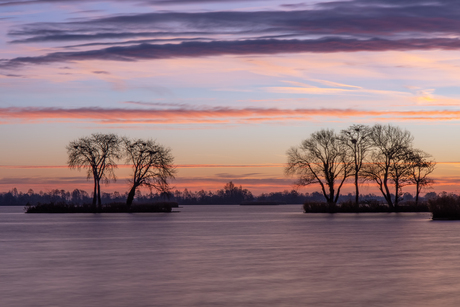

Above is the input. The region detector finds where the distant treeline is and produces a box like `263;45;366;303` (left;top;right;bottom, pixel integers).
0;182;437;206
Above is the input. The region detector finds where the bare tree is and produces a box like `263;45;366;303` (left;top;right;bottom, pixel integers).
407;149;436;206
67;133;121;209
340;124;372;206
285;129;352;210
362;124;413;209
124;138;176;206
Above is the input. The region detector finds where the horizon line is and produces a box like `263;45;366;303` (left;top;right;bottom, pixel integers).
0;163;286;169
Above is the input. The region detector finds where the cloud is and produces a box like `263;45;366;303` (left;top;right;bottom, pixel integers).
8;1;460;44
2;105;460;125
308;79;363;90
0;0;255;6
0;176;89;185
92;70;109;74
10;2;460;37
267;82;410;96
5;38;460;69
215;172;261;178
61;37;211;49
9;31;211;44
122;101;189;108
4;0;460;68
1;73;24;77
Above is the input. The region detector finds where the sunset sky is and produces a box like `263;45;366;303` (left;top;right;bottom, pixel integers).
2;0;460;196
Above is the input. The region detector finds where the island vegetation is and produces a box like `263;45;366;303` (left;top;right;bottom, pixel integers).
23;133;176;213
427;193;460;220
286;124;436;213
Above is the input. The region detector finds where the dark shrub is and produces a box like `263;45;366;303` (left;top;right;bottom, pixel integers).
428;194;460;220
339;200;358;212
25;201;178;213
102;202;129;212
302;198;428;213
359;199;384;209
303;201;330;213
25;202;96;213
397;200;429;212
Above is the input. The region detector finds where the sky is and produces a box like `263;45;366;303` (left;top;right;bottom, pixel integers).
2;0;460;196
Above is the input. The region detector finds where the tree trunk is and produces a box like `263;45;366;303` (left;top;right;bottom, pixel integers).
415;182;420;206
383;178;394;209
126;185;138;207
97;181;102;211
354;173;359;207
394;181;400;211
329;184;335;204
92;177;97;208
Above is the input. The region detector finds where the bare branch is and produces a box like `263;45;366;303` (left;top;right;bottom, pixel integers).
123;138;176;206
285;129;352;207
66;133;121;208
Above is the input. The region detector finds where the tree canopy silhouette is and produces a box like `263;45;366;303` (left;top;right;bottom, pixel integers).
285;129;352;210
340;124;372;206
407;149;436;206
67;133;121;209
123;138;176;206
362;124;414;209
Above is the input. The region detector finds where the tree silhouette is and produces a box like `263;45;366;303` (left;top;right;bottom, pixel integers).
407;149;436;206
285;129;352;210
67;133;121;209
340;124;372;206
218;181;253;204
123;138;176;206
362;124;413;209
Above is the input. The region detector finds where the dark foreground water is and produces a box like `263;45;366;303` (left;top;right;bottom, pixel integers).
1;205;460;307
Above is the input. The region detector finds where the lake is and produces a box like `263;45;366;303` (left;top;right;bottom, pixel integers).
1;205;460;307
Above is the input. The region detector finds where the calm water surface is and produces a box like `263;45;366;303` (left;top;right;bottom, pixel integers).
1;205;460;307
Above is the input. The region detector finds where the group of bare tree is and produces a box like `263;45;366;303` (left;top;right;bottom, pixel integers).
286;124;435;210
67;133;175;210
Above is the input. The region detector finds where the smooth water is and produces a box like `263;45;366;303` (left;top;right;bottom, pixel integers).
1;205;460;307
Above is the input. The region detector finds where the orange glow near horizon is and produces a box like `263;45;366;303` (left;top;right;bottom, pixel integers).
1;163;460;196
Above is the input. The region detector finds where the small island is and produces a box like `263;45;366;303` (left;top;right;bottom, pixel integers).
25;201;178;213
25;134;177;214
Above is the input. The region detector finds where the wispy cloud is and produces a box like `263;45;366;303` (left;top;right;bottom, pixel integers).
0;0;254;7
122;101;189;108
8;1;460;43
92;70;109;74
4;38;460;69
268;81;410;96
2;106;460;125
307;79;363;90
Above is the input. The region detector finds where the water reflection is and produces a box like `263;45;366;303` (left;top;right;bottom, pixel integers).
1;206;459;306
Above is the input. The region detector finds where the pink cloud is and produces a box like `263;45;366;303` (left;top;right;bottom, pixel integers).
2;106;460;125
